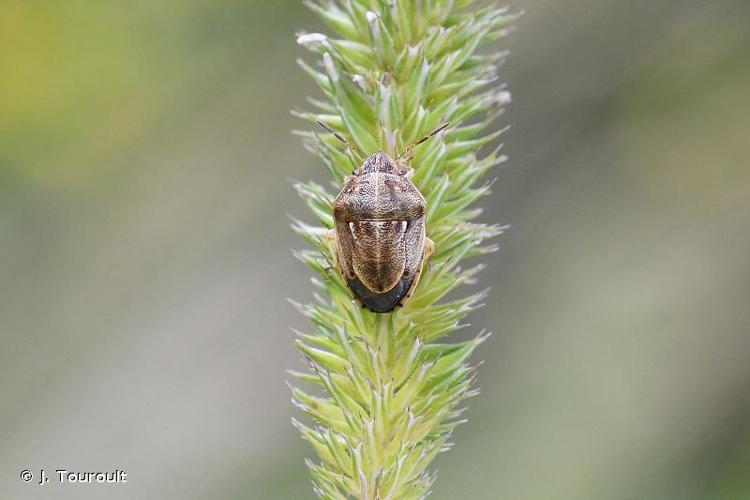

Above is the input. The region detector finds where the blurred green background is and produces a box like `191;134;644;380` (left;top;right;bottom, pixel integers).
1;1;749;499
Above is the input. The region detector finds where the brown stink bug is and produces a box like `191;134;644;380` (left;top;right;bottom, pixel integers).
320;122;449;313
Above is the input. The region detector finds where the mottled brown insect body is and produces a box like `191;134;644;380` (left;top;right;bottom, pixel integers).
330;152;434;313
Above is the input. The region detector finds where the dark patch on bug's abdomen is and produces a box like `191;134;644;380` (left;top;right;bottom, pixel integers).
347;273;415;313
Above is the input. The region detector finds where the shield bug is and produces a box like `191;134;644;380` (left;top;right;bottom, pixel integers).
320;122;449;313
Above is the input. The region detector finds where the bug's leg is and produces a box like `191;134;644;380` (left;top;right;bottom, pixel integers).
423;237;435;271
324;228;338;270
424;237;435;261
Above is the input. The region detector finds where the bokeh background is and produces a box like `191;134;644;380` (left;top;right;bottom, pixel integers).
1;1;749;499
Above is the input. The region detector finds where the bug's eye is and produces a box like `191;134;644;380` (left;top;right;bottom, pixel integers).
398;169;408;175
351;169;357;175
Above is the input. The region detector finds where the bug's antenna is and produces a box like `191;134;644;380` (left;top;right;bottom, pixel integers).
397;122;451;162
316;120;363;163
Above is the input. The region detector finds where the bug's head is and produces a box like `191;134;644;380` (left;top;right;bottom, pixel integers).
358;152;400;175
